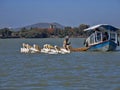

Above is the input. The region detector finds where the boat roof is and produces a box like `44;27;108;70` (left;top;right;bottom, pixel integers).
84;24;118;32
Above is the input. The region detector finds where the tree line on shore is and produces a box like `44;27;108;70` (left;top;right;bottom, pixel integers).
0;24;120;38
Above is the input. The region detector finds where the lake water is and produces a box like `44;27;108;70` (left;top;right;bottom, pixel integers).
0;38;120;90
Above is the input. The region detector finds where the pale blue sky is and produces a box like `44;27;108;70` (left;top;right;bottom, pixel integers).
0;0;120;28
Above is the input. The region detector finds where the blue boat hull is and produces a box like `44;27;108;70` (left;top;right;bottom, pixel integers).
88;40;117;51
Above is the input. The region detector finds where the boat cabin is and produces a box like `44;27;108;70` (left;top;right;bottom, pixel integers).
84;24;119;47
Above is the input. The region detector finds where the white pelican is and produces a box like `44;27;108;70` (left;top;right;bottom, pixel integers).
54;45;70;54
21;43;30;53
21;43;41;53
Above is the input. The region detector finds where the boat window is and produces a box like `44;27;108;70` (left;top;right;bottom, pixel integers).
89;33;95;44
96;32;101;42
110;32;116;41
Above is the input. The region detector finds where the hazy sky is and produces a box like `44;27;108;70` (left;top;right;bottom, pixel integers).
0;0;120;28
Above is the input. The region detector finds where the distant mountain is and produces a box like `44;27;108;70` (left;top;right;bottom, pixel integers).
14;22;65;31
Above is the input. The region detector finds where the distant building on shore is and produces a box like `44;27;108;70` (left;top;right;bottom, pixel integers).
50;24;56;29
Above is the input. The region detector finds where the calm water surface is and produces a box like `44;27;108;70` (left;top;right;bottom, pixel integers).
0;38;120;90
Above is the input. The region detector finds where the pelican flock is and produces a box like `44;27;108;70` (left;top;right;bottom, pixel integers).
21;43;70;54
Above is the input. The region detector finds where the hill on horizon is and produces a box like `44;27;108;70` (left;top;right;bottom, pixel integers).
14;22;65;31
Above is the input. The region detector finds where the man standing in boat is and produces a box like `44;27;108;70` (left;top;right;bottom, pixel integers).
63;36;71;50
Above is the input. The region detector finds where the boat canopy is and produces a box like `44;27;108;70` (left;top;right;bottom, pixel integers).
84;24;118;32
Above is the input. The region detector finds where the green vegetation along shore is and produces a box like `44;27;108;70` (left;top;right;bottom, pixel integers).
0;24;120;38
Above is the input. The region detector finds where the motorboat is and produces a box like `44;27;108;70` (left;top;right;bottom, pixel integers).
84;24;119;51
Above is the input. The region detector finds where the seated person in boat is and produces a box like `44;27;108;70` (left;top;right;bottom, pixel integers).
63;36;71;50
103;32;109;41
